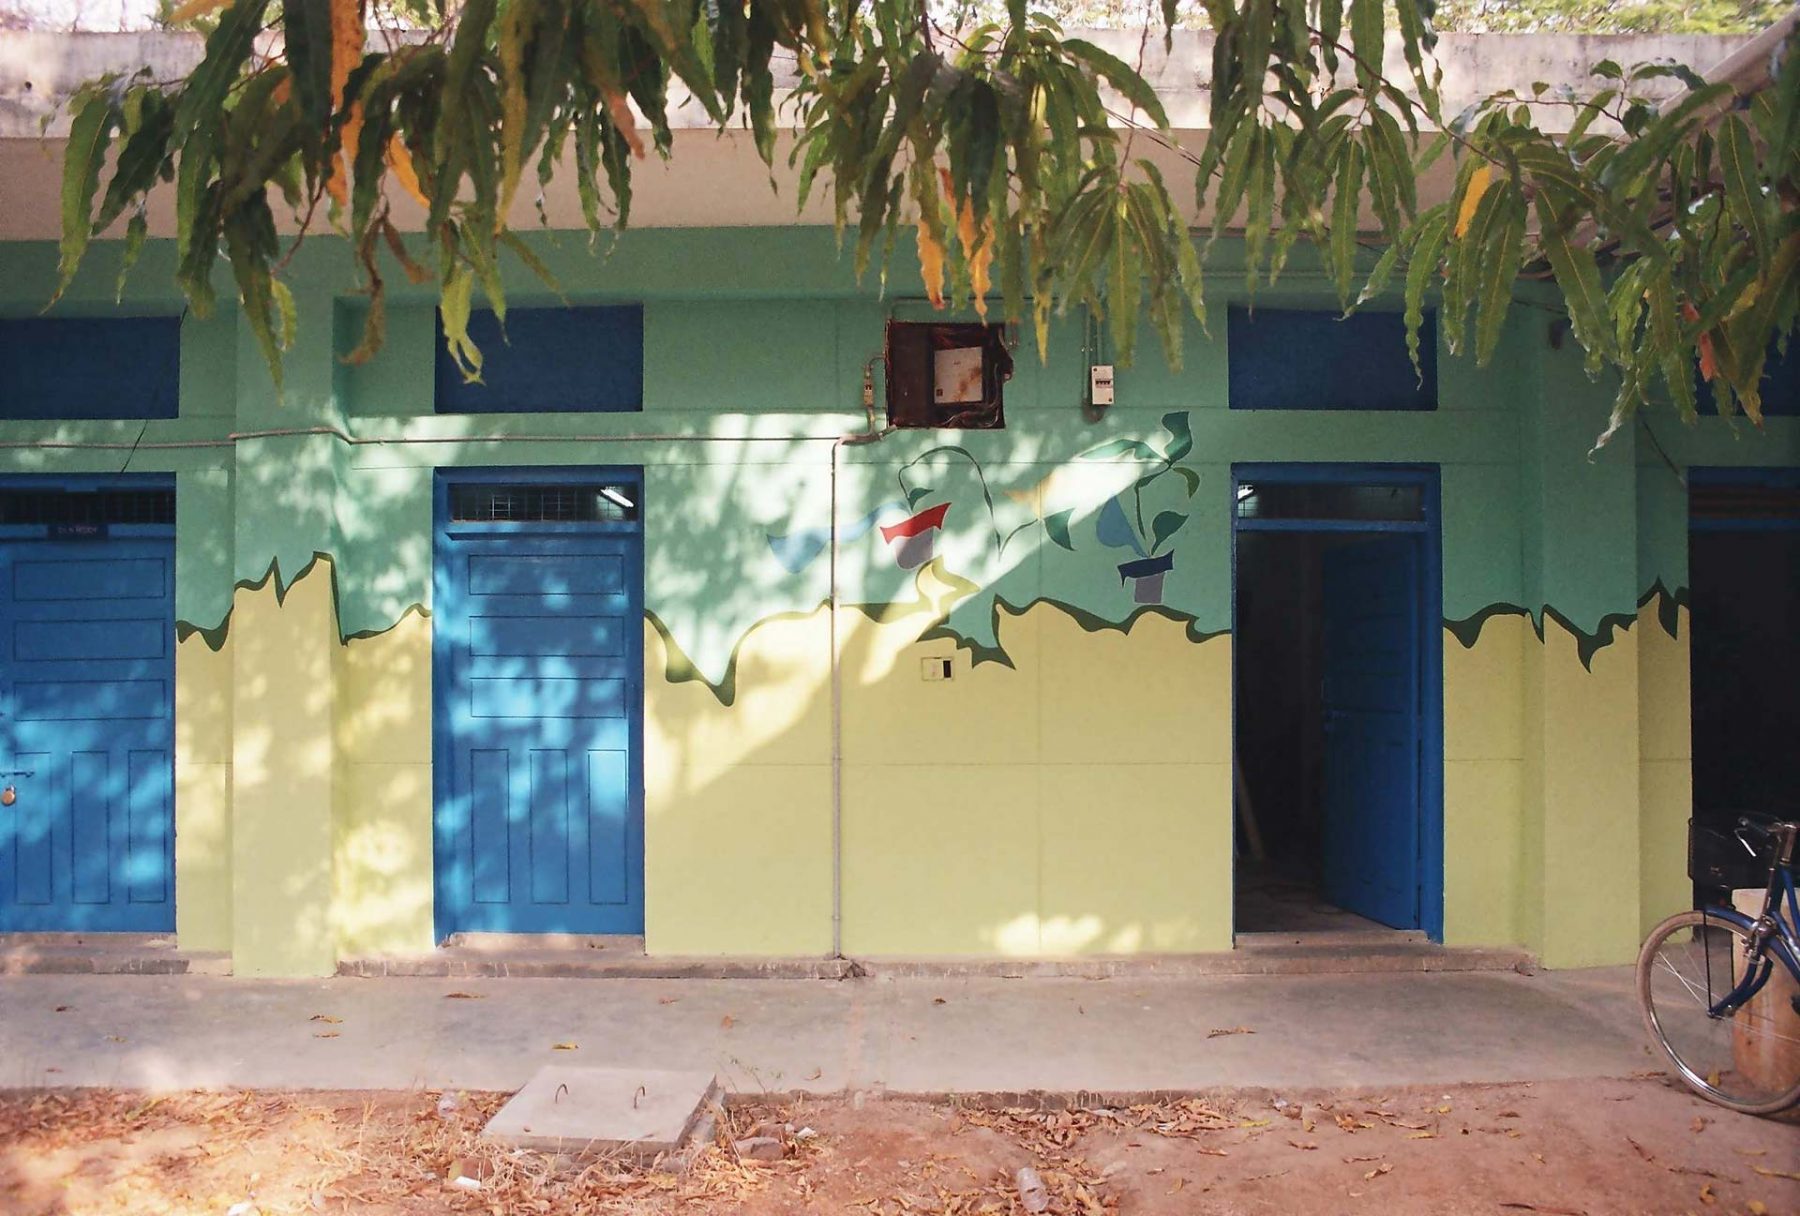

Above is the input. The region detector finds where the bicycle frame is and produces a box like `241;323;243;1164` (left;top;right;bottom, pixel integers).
1698;861;1800;1020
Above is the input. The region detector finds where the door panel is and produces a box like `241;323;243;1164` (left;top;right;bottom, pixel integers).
1320;534;1421;930
436;529;643;935
0;536;176;932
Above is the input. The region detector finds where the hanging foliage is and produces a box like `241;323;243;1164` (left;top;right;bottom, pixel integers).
51;0;1800;437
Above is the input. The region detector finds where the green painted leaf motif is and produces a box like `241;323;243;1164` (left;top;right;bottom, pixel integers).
1161;410;1193;463
1043;508;1075;551
1150;509;1186;554
1077;438;1158;462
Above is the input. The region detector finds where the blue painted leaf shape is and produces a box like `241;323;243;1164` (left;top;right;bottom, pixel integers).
1096;496;1145;556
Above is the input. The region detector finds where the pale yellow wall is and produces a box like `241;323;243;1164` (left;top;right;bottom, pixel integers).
332;610;435;958
1638;603;1692;937
643;584;1232;957
174;632;233;953
1524;617;1643;968
228;562;339;976
840;591;1232;956
1442;616;1525;947
643;609;834;956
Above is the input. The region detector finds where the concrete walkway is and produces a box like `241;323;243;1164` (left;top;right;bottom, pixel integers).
0;967;1660;1096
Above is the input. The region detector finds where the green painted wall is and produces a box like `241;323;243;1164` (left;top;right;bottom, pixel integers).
2;227;1796;972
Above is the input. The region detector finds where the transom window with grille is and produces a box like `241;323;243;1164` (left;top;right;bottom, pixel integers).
0;489;175;527
448;483;639;524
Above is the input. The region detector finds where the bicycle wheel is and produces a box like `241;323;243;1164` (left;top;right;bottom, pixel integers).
1637;910;1800;1115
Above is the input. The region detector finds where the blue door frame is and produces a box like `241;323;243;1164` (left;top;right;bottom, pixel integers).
431;467;646;940
0;474;176;933
1231;463;1445;941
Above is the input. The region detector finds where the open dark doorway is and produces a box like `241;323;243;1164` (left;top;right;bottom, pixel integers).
1231;467;1443;940
1688;471;1800;847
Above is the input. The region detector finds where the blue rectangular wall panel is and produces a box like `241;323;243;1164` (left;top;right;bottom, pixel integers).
1229;308;1437;412
435;306;644;413
0;316;181;420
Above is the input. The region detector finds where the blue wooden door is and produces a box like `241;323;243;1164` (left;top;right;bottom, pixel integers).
434;521;643;936
0;537;175;932
1320;535;1421;930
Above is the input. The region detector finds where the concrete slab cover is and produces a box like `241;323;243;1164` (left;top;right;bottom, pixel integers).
483;1065;721;1155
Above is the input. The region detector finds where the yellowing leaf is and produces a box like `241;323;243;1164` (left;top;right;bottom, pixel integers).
917;221;947;309
387;138;429;208
169;0;233;22
1455;165;1491;238
552;1041;579;1051
326;0;364;208
605;91;646;160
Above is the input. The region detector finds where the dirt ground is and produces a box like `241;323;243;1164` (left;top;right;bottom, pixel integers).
0;1077;1794;1216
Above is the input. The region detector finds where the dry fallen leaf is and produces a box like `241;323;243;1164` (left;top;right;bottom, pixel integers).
1288;1140;1317;1151
1436;1105;1452;1114
1208;1026;1255;1039
805;1068;823;1081
53;1005;71;1013
552;1042;579;1051
1406;1132;1436;1140
1167;1177;1184;1194
104;1035;126;1043
1690;1116;1708;1133
658;996;679;1005
1364;1163;1393;1181
444;992;484;1000
1751;1166;1800;1181
313;1031;340;1040
1747;1201;1768;1215
309;1014;343;1025
933;998;947;1006
720;1015;736;1030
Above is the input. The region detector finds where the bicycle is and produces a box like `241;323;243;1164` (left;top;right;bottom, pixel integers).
1636;814;1800;1114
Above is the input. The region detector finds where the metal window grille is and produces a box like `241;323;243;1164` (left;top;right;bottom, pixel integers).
0;490;175;526
449;484;638;524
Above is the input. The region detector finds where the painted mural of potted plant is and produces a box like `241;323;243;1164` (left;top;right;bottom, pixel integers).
1078;412;1200;606
880;501;950;570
